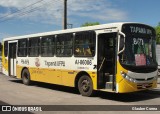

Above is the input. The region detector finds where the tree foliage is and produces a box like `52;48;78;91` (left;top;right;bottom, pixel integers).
155;23;160;44
81;22;100;27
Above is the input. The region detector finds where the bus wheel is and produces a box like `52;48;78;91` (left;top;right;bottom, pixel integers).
22;69;31;85
78;75;94;97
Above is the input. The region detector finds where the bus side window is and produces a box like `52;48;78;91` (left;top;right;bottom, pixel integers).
74;31;96;57
41;36;55;57
18;39;28;57
28;37;40;57
56;33;73;57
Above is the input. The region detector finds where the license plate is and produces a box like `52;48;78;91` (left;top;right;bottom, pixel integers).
142;83;149;88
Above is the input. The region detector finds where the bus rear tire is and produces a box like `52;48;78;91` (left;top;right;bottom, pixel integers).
22;69;31;85
78;75;94;97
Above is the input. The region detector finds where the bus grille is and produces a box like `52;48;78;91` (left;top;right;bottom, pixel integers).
135;77;154;81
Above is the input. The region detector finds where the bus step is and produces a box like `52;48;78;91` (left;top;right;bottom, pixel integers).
105;82;112;89
105;73;113;82
105;73;110;76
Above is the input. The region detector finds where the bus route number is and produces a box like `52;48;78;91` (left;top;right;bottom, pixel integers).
133;38;144;45
75;60;92;65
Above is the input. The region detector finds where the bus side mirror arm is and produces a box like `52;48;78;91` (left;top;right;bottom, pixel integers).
118;31;126;55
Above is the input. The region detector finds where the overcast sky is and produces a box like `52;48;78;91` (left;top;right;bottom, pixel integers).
0;0;160;40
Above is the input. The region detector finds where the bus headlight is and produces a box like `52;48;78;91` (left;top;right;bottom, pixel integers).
120;71;136;83
120;71;126;77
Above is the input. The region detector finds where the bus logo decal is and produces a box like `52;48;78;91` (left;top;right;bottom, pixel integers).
35;58;40;67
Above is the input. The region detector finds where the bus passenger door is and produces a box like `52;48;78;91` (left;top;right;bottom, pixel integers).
8;42;17;76
97;32;118;91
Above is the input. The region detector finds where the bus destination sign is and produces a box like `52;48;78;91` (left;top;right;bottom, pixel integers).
122;24;155;36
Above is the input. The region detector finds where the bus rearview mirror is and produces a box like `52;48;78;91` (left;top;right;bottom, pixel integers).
118;32;125;55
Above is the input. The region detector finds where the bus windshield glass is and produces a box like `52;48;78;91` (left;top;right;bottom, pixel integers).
121;36;156;66
120;24;157;72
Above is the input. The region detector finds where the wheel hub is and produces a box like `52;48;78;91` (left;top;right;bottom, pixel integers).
81;80;90;92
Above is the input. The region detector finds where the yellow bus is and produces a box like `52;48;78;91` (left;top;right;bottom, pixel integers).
1;22;158;96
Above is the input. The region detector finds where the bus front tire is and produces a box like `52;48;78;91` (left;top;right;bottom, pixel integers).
22;69;31;85
78;75;94;97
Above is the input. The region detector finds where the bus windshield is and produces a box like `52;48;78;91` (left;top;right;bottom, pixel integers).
120;35;157;68
120;24;157;72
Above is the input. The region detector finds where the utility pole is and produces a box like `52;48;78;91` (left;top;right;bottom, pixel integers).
63;0;67;29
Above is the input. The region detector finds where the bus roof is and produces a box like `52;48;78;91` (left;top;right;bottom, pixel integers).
2;22;152;41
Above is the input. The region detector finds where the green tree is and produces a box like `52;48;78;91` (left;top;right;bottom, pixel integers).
155;23;160;44
81;22;100;27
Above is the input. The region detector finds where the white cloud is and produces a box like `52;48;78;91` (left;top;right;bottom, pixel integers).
0;0;63;24
68;0;128;22
0;0;128;26
0;0;42;9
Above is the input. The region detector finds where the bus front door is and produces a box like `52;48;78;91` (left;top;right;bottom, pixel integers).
8;42;17;76
97;33;117;91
